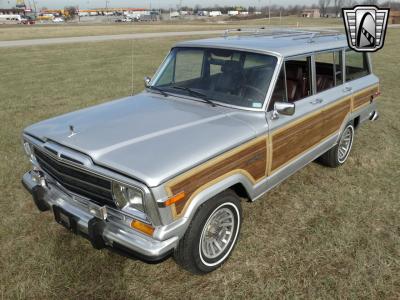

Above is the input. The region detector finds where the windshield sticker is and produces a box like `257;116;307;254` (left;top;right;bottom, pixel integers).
252;102;262;108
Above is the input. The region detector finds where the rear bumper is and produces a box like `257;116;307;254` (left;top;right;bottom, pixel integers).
22;171;178;262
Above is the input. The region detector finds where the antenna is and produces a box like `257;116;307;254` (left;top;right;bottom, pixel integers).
131;39;134;96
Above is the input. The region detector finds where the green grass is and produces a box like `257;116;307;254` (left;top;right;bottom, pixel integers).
1;30;399;299
0;16;342;41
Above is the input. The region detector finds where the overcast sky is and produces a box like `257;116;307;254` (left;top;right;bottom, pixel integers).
1;0;320;9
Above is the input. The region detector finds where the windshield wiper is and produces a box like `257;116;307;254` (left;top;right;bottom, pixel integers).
171;86;216;107
148;85;169;97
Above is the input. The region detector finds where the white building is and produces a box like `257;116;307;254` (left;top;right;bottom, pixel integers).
209;11;222;17
228;10;239;16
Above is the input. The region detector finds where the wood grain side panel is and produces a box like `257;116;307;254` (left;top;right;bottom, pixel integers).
271;97;351;173
167;137;267;216
271;112;324;171
324;98;351;136
353;85;379;110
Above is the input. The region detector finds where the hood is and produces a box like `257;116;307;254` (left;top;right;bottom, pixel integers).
25;92;258;187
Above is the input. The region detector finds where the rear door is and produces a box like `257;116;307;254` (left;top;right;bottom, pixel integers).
314;50;352;139
344;49;379;115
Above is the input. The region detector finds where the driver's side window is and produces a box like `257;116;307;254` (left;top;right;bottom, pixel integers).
268;67;286;111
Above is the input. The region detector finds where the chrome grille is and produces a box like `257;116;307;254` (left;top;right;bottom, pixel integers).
33;147;115;207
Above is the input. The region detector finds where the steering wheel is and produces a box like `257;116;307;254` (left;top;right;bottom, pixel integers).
240;85;265;101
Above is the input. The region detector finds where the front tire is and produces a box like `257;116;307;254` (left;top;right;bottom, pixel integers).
318;122;355;168
174;190;242;274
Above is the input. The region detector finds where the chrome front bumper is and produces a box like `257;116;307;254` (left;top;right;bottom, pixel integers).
22;171;178;261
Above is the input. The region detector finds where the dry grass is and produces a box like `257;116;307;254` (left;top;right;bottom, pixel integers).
0;30;399;299
0;16;342;41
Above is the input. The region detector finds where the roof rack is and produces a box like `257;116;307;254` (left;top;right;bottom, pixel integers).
223;27;343;43
223;27;312;37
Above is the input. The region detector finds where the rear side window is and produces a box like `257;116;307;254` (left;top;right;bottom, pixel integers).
315;51;343;93
345;50;370;81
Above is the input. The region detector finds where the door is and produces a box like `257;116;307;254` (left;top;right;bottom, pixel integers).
267;55;326;174
314;50;352;139
344;49;379;114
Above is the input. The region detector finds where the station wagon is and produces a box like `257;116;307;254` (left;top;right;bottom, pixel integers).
22;29;381;274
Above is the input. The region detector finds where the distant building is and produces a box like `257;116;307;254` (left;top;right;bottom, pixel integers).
170;11;180;18
390;11;400;24
301;9;321;18
209;11;222;17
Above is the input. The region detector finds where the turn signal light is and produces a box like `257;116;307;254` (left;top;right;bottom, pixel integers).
131;220;154;236
163;191;186;207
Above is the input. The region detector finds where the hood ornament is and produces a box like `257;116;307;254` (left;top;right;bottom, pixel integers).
68;125;78;138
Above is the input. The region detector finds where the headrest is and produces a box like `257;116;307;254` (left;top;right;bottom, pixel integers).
221;61;242;73
286;67;302;80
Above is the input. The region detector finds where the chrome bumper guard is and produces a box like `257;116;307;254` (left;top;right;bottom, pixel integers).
22;171;178;261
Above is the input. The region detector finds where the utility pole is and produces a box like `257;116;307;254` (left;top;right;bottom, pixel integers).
268;0;271;24
32;0;37;18
105;0;109;22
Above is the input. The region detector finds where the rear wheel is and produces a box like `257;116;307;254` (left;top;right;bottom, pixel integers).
174;190;242;274
318;122;355;167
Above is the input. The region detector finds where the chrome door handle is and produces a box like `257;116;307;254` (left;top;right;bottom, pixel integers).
310;98;323;104
343;86;353;92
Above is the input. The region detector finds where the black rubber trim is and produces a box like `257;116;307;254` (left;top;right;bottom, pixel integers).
110;242;173;264
21;179;50;212
88;218;107;249
86;218;171;263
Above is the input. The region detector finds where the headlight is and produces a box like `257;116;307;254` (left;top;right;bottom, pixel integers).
112;182;145;212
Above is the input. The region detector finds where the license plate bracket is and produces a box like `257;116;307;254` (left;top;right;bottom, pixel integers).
53;206;78;233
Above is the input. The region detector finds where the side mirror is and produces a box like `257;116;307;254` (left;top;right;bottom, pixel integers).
144;76;151;88
272;101;295;119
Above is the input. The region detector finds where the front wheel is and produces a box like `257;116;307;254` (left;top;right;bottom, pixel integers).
174;190;242;274
318;122;355;167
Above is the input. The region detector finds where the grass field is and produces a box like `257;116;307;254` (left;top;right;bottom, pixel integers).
0;16;342;41
1;29;399;299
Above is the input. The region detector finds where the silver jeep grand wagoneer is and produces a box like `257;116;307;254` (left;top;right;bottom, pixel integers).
22;29;380;274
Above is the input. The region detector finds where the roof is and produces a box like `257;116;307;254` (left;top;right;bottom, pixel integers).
175;31;348;57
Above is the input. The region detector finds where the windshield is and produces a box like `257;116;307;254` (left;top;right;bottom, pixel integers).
152;47;278;109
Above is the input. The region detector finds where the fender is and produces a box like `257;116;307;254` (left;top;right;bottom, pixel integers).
153;172;253;241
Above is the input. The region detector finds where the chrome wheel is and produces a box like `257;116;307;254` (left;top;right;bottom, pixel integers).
337;125;354;163
200;207;235;260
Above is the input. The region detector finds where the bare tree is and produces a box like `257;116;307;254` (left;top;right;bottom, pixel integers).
342;0;358;7
319;0;331;17
64;6;77;21
333;0;344;17
361;0;378;4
